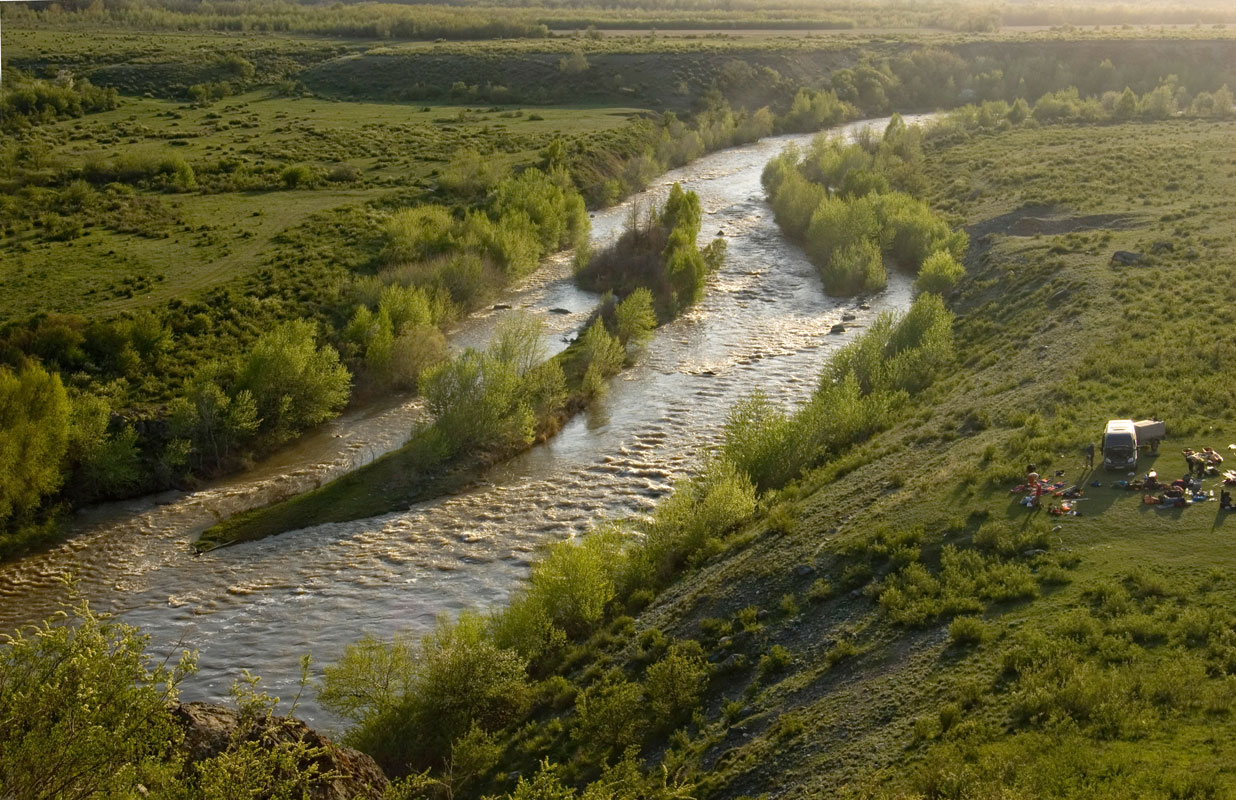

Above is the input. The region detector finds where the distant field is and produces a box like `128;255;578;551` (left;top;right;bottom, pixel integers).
0;89;646;321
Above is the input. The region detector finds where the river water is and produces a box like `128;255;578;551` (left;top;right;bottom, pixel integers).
0;116;923;731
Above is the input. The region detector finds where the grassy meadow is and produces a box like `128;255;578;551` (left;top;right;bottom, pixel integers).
1;88;644;321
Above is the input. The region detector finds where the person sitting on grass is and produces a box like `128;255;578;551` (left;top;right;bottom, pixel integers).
1222;489;1232;510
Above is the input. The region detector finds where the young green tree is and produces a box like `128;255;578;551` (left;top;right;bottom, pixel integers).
614;288;657;349
236;320;351;445
0;363;70;529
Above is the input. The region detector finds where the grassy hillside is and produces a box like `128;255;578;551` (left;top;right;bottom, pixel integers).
626;117;1236;797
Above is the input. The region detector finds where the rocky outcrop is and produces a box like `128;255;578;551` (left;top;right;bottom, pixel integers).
1110;250;1145;266
173;702;388;800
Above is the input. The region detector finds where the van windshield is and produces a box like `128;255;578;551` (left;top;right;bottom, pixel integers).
1105;433;1135;453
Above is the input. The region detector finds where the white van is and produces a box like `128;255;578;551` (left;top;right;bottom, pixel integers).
1102;419;1138;471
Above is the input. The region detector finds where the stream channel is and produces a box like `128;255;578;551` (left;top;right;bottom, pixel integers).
0;115;927;731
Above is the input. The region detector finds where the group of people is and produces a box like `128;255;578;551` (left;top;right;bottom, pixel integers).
1183;447;1225;476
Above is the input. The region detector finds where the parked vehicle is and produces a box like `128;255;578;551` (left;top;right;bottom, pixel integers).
1103;419;1138;471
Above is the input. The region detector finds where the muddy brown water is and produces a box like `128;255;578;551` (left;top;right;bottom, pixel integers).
0;116;929;731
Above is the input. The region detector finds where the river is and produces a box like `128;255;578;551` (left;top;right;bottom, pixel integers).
0;115;925;732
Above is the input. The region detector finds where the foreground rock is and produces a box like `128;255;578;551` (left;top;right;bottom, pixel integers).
174;702;388;799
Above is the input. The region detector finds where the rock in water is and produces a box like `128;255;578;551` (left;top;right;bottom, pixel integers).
174;702;388;799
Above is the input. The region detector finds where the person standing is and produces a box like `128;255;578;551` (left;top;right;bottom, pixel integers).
1084;442;1095;469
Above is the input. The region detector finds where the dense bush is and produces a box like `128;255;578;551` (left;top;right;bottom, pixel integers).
576;183;724;318
0;364;69;530
765;116;962;295
1;594;333;798
634;459;757;586
721;292;953;494
328;612;531;774
913;249;966;296
235;320;352;446
0;70;118;131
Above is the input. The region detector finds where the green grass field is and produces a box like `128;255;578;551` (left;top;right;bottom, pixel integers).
0;89;646;322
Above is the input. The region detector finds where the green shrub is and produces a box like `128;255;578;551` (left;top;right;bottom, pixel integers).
382;205;457;264
807;578;833;602
280;164;315;189
574;675;646;756
721;391;796;492
235;320;351;445
0;595;194;799
0;363;70;529
636;459;757;586
421;349;534;456
645;640;709;723
438;147;510;200
331;612;530;773
614;287;657;349
825;638;859;666
821;238;886;295
914;249;966;296
948;616;989;646
757;644;793;678
524;528;626;640
779;593;800;617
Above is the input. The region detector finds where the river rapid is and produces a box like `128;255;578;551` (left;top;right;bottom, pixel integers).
0;116;925;731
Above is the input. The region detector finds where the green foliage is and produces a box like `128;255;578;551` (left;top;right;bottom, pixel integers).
0;364;70;530
948;615;990;646
824;238;886;295
420;313;561;458
67;394;142;502
914;249;966;296
235;320;351;445
167;366;261;473
614;288;657;350
783;88;852;133
0;70;118;132
644;640;709;723
576;319;626;397
576;184;719;319
721;391;796;492
766;118;966;295
828;293;955;396
438;148;511;201
0;593;194;799
384;206;459;264
319;633;418;726
574;675;646;756
524;528;626;640
280;164;316;189
422;349;535;456
335;612;530;774
636;459;757;586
